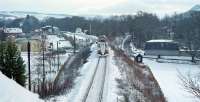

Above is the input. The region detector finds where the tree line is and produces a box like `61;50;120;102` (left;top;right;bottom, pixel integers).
1;11;200;51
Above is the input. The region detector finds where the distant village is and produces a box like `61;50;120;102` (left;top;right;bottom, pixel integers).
0;26;97;53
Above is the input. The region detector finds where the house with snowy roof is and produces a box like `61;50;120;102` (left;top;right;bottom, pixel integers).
3;28;23;37
41;26;60;35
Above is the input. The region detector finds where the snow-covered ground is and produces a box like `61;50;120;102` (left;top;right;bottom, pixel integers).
21;35;72;89
21;52;70;87
144;57;200;102
65;44;100;102
47;35;72;49
84;57;106;102
102;49;121;102
122;35;144;56
0;72;43;102
64;32;97;44
48;44;121;102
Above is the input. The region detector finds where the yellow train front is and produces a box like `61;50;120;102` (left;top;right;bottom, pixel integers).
97;36;108;56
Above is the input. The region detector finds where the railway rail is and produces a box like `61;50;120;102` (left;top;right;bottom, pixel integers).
82;56;107;102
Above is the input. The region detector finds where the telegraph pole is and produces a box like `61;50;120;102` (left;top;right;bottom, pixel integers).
42;33;45;88
57;41;60;71
132;32;135;42
27;41;31;91
89;24;91;35
73;33;76;54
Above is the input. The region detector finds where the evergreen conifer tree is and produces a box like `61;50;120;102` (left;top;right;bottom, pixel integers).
3;40;26;86
13;53;26;86
4;40;15;78
0;42;5;74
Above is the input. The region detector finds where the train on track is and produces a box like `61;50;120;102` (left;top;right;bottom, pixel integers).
97;36;108;56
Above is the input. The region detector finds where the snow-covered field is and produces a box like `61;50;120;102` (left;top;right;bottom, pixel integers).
144;57;200;102
21;52;70;83
0;72;43;102
48;44;121;102
21;35;72;89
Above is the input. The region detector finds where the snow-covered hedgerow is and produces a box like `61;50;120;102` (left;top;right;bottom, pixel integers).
48;47;91;97
111;46;166;102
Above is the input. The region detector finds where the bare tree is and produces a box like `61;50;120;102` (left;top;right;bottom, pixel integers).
179;71;200;99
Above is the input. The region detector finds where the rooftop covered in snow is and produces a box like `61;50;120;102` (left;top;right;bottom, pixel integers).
4;28;23;34
146;39;175;43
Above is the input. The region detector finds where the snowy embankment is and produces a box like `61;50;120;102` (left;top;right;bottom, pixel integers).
113;48;166;102
144;58;200;102
48;44;121;102
0;72;43;102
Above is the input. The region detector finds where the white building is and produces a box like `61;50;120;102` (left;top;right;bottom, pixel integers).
3;28;23;37
47;35;72;51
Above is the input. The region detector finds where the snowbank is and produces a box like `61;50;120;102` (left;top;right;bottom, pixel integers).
0;72;43;102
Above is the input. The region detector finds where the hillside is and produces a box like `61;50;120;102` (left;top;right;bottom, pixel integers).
0;11;70;20
0;72;43;102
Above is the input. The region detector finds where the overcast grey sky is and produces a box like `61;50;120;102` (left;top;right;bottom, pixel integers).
0;0;199;17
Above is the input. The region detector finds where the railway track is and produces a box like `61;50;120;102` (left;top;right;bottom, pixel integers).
98;57;107;102
82;56;107;102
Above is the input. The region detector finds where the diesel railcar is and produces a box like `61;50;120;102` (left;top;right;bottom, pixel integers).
97;36;108;56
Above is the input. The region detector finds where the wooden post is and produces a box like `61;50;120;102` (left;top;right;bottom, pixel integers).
27;41;31;91
57;41;60;71
42;36;46;97
73;33;76;54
